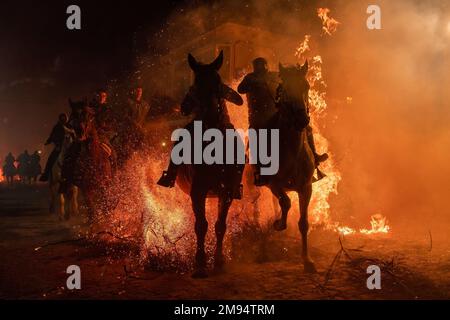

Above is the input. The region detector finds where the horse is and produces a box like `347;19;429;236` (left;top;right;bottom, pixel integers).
61;99;113;223
3;162;16;185
49;130;79;221
17;159;29;184
28;154;42;184
174;51;245;278
262;61;317;273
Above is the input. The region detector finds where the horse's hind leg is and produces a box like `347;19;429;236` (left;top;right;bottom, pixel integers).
270;185;291;231
298;184;316;273
71;186;79;216
214;195;232;272
191;186;209;278
65;186;77;220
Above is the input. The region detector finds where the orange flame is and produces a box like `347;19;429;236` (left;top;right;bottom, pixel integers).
360;214;390;235
294;32;390;236
317;8;340;36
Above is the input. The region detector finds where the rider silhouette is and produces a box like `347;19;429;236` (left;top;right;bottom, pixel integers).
5;152;15;166
40;113;72;182
126;85;150;130
3;152;16;184
17;150;31;182
238;57;280;185
238;57;279;130
29;151;42;182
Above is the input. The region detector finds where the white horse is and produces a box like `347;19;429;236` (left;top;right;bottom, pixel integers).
49;131;79;221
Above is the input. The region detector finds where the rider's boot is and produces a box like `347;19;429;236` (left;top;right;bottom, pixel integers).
314;152;329;165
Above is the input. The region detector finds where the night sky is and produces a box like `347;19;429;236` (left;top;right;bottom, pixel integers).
0;0;185;156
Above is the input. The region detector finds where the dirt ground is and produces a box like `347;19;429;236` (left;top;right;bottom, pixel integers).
1;184;449;300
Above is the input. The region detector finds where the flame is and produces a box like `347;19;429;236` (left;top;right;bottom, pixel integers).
100;11;388;268
0;168;4;182
317;8;340;36
360;214;390;235
295;35;311;59
295;30;390;236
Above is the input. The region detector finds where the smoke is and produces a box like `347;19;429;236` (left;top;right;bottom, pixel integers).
138;0;450;237
323;0;450;235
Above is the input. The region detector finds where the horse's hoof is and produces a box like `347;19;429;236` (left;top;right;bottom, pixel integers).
273;219;287;231
192;268;208;279
304;261;317;274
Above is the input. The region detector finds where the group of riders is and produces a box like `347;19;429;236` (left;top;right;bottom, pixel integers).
157;56;328;189
2;55;327;212
2;55;326;275
2;150;42;184
2;85;149;193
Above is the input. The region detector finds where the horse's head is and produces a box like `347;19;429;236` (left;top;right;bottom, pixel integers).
183;51;224;120
278;61;311;130
188;50;223;94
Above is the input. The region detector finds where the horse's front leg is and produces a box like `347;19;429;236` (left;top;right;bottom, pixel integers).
214;194;232;272
191;185;208;278
298;183;316;273
270;184;291;231
65;186;79;220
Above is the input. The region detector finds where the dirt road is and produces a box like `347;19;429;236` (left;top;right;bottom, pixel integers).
1;185;449;299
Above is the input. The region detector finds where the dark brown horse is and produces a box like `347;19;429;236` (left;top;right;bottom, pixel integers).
174;51;245;278
62;99;113;222
263;61;317;273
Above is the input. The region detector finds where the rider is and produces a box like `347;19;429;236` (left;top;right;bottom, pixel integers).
124;85;150;148
29;151;42;182
3;152;16;184
237;57;280;185
126;85;150;130
238;57;280;130
90;88;116;168
5;152;15;166
17;150;31;181
40;113;72;182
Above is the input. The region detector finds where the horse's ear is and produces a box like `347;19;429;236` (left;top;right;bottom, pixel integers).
211;50;224;71
301;60;309;73
188;53;199;72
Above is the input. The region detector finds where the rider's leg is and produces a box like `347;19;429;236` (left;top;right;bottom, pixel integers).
40;148;60;181
157;121;195;188
306;126;328;165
